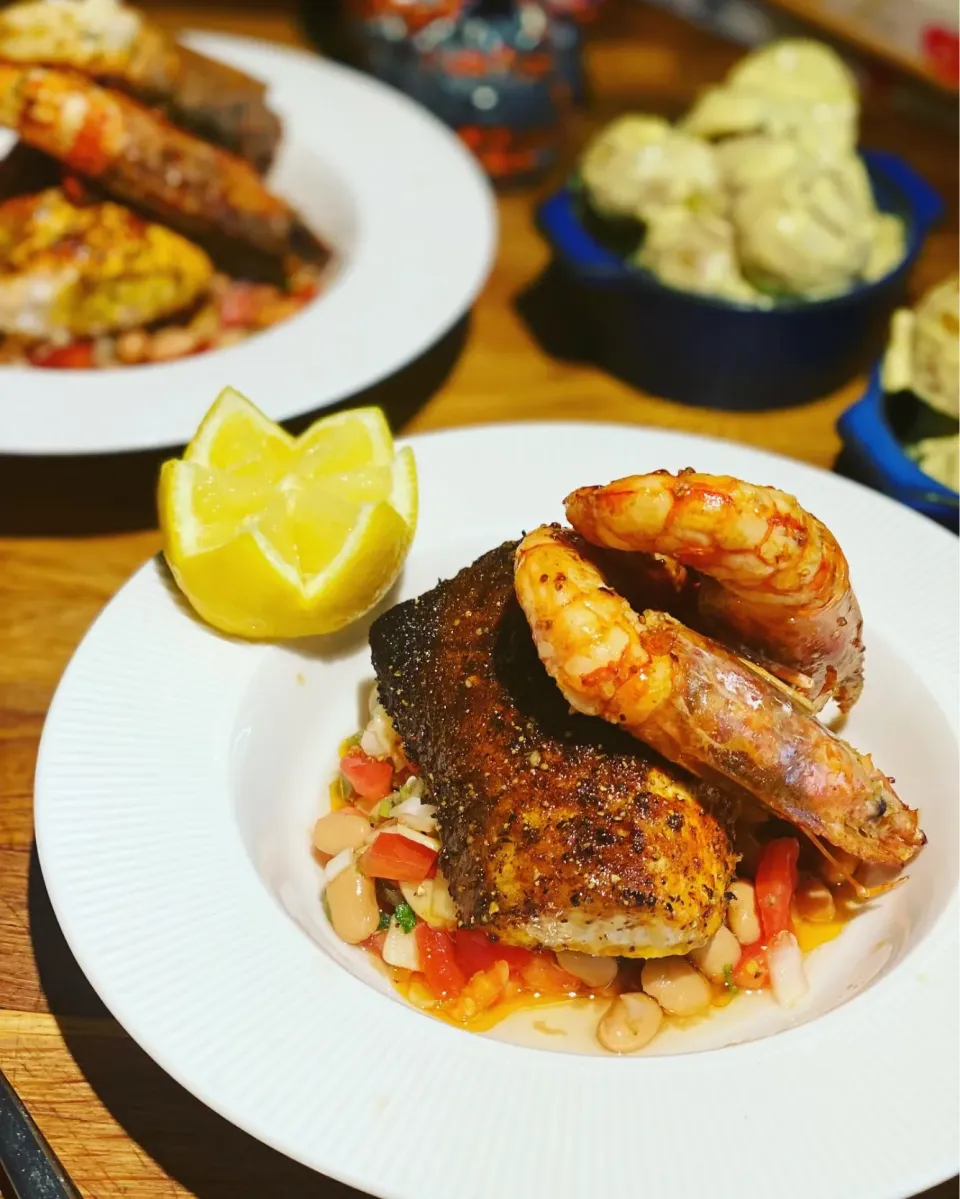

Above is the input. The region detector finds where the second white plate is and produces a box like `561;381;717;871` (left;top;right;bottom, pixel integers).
0;35;496;455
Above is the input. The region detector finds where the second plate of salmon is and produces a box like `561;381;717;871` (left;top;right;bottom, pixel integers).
0;29;495;454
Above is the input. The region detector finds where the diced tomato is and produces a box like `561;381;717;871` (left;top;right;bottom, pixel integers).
415;924;466;999
292;282;321;304
520;953;580;996
446;961;510;1023
359;832;437;882
219;283;267;328
755;837;800;941
454;929;533;979
732;942;770;990
339;748;394;800
29;341;95;370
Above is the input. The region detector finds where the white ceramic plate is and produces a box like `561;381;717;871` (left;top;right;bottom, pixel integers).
0;34;495;456
36;425;958;1199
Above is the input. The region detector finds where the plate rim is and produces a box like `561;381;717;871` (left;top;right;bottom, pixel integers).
34;423;960;1198
0;33;497;457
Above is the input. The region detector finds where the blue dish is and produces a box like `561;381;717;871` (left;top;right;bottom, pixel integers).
354;3;568;184
838;366;959;531
536;150;943;410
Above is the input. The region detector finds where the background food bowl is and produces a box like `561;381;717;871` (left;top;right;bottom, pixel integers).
838;366;959;531
537;150;943;411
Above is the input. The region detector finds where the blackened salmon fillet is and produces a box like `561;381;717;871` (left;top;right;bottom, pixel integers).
369;542;737;957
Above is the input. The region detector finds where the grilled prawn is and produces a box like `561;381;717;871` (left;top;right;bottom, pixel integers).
0;0;281;171
0;65;328;278
565;470;864;711
0;186;212;338
514;524;923;867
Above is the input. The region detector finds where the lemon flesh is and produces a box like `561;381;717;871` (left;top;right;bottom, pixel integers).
158;388;417;639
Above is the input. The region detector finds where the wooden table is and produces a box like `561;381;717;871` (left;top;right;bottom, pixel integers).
1;4;956;1196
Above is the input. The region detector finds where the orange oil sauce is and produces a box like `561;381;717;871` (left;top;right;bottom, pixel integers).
791;879;862;952
391;967;616;1033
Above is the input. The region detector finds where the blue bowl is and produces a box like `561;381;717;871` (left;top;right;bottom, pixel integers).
838;366;959;531
536;150;943;410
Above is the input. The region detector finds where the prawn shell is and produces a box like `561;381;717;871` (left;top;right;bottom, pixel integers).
514;523;923;867
564;470;865;711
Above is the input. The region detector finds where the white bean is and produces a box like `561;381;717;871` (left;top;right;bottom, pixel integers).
597;992;662;1053
727;879;761;945
148;327;198;362
313;808;372;857
819;848;861;887
214;329;246;350
556;951;618;989
641;957;712;1017
687;925;741;984
325;865;379;944
115;329;150;364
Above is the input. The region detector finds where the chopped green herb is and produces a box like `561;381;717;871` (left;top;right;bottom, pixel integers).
393;902;416;934
723;963;739;994
377;910;391;931
379;798;394;819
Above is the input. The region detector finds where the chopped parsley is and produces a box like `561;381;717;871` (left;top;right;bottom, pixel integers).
723;963;739;994
393;902;417;934
379;798;394;818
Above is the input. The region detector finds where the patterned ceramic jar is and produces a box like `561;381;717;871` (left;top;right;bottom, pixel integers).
349;1;574;183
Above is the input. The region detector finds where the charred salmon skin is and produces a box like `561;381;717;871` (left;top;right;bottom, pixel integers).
369;542;737;958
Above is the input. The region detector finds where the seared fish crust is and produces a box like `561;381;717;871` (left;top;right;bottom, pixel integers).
369;542;738;958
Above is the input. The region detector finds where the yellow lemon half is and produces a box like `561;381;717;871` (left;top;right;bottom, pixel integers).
158;388;417;639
